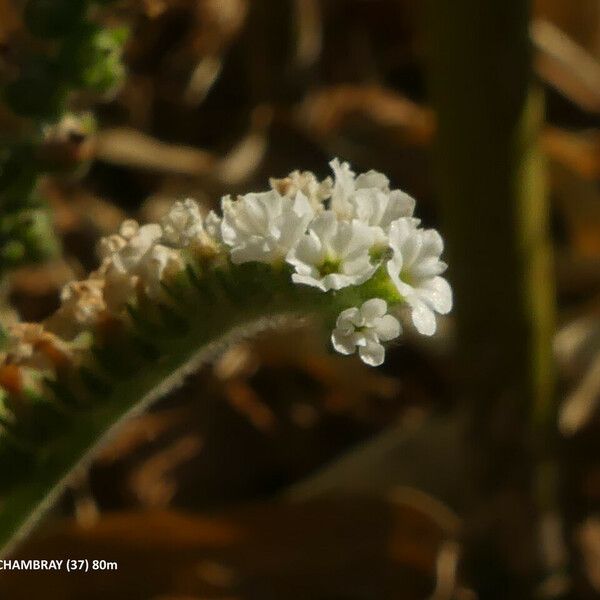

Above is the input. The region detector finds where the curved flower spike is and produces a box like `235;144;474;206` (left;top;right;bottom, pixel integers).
0;159;451;557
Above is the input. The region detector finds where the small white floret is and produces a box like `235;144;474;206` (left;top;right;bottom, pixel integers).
161;199;205;248
221;190;314;264
386;218;452;336
139;244;185;299
270;170;332;211
287;211;377;291
331;298;401;366
328;158;416;249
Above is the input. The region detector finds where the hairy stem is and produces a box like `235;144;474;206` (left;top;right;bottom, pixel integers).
0;261;364;556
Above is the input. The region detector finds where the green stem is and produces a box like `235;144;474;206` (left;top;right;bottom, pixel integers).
0;265;302;553
0;260;385;556
424;0;556;595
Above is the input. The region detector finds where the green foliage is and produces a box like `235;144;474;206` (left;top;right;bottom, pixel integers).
0;209;59;268
59;24;129;94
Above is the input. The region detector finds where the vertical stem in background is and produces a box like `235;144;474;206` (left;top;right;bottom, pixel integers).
424;0;556;596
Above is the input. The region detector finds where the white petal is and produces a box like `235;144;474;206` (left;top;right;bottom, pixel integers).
386;254;404;287
138;223;163;243
336;307;361;331
339;220;374;260
373;314;401;341
291;190;314;218
230;238;273;264
342;255;375;278
355;169;389;191
220;191;296;263
399;227;422;267
420;228;444;257
309;211;337;241
329;158;356;217
359;339;385;366
360;298;387;322
411;257;447;279
220;217;238;247
204;210;222;241
385;190;415;220
321;272;356;291
370;226;388;248
278;201;313;254
240;193;271;234
388;218;413;253
411;301;437;336
161;199;206;247
331;329;358;355
419;276;453;314
351;189;387;225
287;232;322;269
291;273;327;291
120;219;140;239
328;219;353;257
330;158;356;188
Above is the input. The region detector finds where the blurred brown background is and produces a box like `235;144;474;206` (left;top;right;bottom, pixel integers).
1;0;600;598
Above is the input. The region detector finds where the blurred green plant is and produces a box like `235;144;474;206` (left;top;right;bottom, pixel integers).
0;0;128;276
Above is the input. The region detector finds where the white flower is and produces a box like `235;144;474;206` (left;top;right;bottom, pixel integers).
97;234;126;260
350;187;416;232
138;244;185;299
45;279;106;339
95;220;187;311
111;222;163;273
329;158;357;219
204;210;222;243
331;298;401;366
354;169;390;191
119;219;141;240
91;221;160;312
287;211;377;291
328;158;416;247
95;219;142;262
3;323;72;371
161;198;221;255
270;170;332;211
221;190;314;264
386;219;452;336
102;263;139;313
161;199;205;247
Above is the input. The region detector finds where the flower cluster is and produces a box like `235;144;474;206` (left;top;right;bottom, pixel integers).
3;159;451;377
216;158;451;365
0;159;452;565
